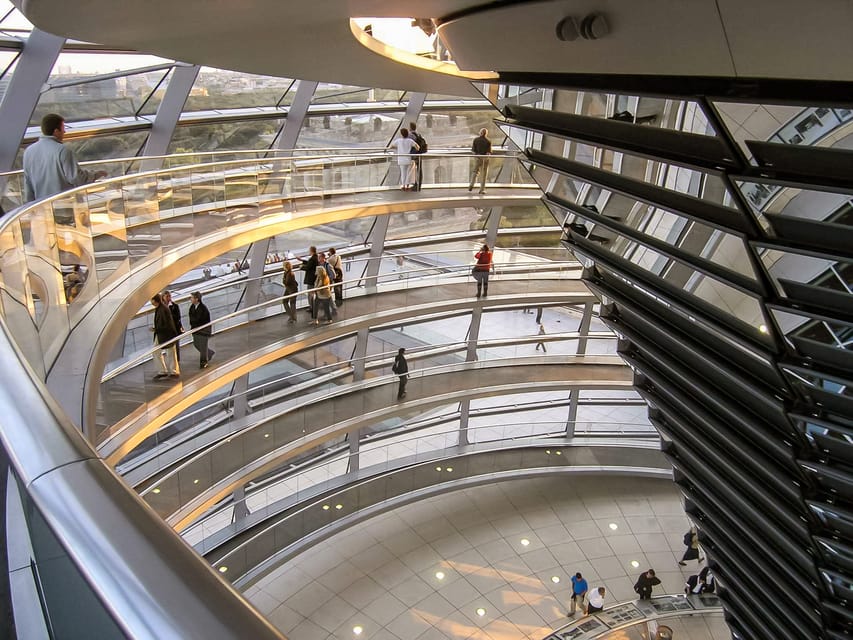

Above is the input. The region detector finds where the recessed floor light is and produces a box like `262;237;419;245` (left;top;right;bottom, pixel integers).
435;571;445;580
322;504;330;510
551;576;560;583
555;450;562;455
476;607;486;617
335;504;343;510
608;523;618;530
353;625;363;636
631;560;640;568
193;479;199;484
436;466;442;471
152;488;161;494
218;566;228;573
446;467;453;472
520;538;530;546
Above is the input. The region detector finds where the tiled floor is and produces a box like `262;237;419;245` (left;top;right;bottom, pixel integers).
245;475;723;640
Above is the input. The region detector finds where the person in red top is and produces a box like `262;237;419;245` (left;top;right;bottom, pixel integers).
473;244;493;298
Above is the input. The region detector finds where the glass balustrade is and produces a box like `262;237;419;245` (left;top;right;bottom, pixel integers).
179;419;658;549
134;353;630;526
97;265;587;445
112;329;627;480
111;250;580;371
0;150;531;380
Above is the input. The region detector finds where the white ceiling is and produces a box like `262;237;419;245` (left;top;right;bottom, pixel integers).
440;0;853;81
17;0;853;92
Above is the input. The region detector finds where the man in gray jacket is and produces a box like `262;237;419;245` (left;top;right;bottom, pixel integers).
23;113;106;203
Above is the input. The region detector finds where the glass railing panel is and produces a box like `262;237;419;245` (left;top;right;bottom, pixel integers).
0;223;45;377
23;202;71;366
182;419;659;548
88;185;130;289
4;151;531;380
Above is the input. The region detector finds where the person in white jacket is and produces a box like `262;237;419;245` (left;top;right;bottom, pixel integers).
390;128;419;190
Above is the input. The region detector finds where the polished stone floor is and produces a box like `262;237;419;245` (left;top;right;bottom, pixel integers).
245;476;727;640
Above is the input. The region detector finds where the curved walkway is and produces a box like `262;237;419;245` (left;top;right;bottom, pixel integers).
144;356;631;529
44;183;540;430
98;278;594;458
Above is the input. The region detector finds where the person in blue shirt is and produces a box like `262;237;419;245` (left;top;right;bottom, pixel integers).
569;572;588;615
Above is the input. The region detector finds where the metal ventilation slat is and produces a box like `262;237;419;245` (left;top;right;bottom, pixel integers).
527;147;754;233
503;104;740;171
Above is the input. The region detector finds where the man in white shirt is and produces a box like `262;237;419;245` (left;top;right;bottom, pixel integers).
23;113;106;203
390;127;419;190
586;586;606;614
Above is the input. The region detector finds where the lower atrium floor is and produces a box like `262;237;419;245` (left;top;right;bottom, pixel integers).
244;475;729;640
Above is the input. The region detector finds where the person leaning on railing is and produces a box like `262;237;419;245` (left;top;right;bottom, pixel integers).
472;243;493;298
23;113;107;203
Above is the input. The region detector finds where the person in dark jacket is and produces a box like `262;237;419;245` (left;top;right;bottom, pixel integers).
679;526;704;566
151;293;180;379
188;291;215;368
392;347;408;400
162;290;182;362
282;261;299;323
634;569;661;600
300;246;318;317
468;128;492;194
409;121;426;191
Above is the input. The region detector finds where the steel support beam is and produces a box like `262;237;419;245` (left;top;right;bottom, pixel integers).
0;29;64;177
242;239;272;320
275;80;317;151
566;301;594;436
363;215;390;293
140;64;200;170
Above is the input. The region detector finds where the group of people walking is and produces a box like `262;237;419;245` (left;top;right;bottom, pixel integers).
150;290;214;380
290;245;344;325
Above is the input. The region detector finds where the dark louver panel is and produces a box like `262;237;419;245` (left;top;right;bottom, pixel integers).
500;79;853;637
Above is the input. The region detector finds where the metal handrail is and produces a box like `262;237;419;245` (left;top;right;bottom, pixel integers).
117;329;617;444
0;149;532;385
544;593;723;640
180;420;657;547
0;317;283;638
103;259;581;381
0;145;517;181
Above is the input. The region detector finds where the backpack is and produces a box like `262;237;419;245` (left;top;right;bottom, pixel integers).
412;132;427;154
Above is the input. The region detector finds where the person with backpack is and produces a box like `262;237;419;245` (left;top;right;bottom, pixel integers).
409;121;427;191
